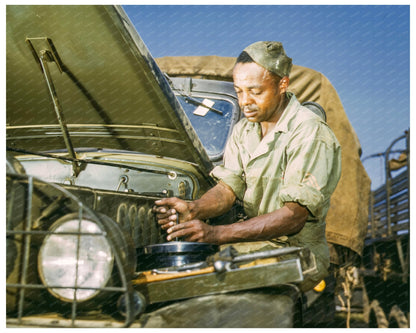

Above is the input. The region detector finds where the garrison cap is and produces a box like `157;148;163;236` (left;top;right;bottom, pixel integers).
244;41;292;78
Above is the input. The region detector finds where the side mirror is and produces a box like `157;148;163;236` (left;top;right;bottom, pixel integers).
302;101;327;122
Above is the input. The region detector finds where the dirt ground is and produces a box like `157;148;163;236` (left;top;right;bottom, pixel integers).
321;312;368;328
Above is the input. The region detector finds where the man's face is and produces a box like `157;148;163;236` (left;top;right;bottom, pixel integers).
233;62;285;123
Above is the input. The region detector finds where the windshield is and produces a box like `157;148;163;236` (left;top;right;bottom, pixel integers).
176;95;236;161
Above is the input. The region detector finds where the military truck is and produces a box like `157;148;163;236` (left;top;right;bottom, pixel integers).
6;5;373;328
339;131;410;328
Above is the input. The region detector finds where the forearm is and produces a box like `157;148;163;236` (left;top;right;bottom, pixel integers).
215;202;308;244
189;181;236;221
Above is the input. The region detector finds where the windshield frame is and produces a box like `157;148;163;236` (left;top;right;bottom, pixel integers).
169;77;241;163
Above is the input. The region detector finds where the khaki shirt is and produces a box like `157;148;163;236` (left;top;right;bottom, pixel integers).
211;93;341;287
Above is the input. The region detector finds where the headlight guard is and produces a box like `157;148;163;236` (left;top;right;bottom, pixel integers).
6;174;138;327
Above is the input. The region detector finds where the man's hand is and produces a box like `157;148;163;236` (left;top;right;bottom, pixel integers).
153;197;189;230
153;183;236;234
165;220;219;243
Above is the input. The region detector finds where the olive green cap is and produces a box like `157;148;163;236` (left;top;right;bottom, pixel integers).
244;41;292;78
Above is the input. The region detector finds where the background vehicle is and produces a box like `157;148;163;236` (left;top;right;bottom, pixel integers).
338;131;410;328
7;4;404;328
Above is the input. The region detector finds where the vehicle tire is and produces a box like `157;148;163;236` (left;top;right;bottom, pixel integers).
368;300;388;328
388;305;409;328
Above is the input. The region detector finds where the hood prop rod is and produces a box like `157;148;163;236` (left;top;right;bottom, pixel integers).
26;38;80;177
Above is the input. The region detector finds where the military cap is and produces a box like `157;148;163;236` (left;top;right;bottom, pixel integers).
243;41;292;78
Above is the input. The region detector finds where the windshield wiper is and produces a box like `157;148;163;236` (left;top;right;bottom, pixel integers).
181;95;223;116
164;74;223;116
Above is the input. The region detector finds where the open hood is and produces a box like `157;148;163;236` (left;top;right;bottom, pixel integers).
6;5;212;174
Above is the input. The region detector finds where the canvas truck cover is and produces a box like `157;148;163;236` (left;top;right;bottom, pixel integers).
156;56;371;258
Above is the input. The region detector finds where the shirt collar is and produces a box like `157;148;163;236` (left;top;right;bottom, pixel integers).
243;92;300;136
273;92;299;134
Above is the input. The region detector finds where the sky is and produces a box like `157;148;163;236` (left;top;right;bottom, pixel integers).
123;4;410;190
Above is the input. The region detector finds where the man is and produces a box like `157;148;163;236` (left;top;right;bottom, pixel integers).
153;41;341;290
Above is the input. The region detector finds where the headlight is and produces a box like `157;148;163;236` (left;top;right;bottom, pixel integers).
38;217;114;302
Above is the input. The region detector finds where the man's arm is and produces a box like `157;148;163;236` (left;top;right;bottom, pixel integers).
189;181;237;220
153;181;236;229
165;202;308;245
214;202;308;243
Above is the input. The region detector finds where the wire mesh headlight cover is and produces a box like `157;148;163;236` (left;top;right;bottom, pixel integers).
38;215;114;302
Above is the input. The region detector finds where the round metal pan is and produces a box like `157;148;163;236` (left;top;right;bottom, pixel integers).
137;241;219;271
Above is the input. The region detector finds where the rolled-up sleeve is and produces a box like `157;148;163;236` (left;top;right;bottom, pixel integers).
210;166;246;199
278;123;341;220
210;128;247;199
279;183;325;219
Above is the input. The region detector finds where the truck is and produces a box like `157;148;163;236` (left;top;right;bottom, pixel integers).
340;131;410;328
8;4;402;328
